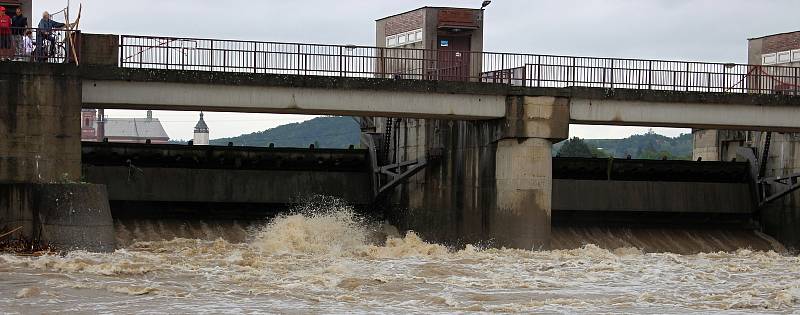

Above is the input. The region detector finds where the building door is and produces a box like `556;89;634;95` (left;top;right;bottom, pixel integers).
435;35;471;81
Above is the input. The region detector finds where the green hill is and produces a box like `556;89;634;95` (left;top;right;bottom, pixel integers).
553;131;693;160
176;117;693;160
209;116;360;148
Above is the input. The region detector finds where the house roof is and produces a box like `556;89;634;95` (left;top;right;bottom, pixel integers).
748;30;800;41
99;118;170;139
376;6;481;21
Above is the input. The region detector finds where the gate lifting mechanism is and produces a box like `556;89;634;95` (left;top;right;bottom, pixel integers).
743;132;800;208
366;118;435;198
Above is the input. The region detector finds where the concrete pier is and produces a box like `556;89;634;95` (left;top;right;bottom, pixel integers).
387;96;568;249
0;63;115;252
0;184;115;252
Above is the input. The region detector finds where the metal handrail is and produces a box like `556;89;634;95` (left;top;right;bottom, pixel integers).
118;34;800;95
2;27;80;64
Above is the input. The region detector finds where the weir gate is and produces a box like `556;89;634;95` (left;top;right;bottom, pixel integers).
1;30;799;251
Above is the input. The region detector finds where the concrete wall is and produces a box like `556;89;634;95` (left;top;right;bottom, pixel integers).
83;166;373;205
692;130;748;162
80;34;120;66
553;180;753;214
0;63;82;183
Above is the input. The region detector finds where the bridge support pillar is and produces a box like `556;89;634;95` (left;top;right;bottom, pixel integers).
489;96;569;249
0;64;115;251
491;138;553;249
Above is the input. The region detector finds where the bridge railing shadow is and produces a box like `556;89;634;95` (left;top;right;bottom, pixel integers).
119;34;800;95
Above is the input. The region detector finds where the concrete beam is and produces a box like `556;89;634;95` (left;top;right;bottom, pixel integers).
570;98;800;132
498;96;570;142
82;80;506;120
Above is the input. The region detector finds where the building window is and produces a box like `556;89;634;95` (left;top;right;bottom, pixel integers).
386;28;423;48
763;53;777;65
778;51;791;64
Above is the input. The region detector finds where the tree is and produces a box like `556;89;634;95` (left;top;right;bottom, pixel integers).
591;147;610;158
557;137;593;158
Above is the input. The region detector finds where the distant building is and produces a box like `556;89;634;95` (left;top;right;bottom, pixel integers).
693;30;800;165
375;6;484;81
81;109;170;144
193;112;209;145
750;31;800;68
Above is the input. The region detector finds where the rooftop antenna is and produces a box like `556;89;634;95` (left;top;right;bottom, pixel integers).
481;0;492;9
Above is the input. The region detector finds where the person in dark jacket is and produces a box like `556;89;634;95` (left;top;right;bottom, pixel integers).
11;7;27;59
35;11;66;60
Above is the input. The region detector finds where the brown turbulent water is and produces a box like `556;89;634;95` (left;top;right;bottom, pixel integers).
1;206;799;314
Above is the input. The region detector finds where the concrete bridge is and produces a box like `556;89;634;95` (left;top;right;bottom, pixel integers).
2;33;800;250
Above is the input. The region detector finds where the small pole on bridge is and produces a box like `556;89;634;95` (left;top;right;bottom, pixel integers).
209;40;214;72
536;55;542;87
610;59;615;89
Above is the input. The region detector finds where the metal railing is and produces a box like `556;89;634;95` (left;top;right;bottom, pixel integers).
3;28;80;63
119;34;800;94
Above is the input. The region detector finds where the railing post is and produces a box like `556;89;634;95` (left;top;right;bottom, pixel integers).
165;39;170;70
685;62;690;91
339;46;343;77
380;47;385;79
571;57;577;86
222;50;227;72
209;40;214;71
610;59;615;89
522;65;527;87
501;54;505;84
119;36;124;67
181;48;185;71
303;45;308;75
297;44;302;75
536;55;542;87
253;42;257;73
722;66;726;93
647;60;652;89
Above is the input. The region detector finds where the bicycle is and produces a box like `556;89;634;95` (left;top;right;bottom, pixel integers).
35;29;67;63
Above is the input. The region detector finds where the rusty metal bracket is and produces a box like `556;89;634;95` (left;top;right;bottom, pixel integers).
758;172;800;207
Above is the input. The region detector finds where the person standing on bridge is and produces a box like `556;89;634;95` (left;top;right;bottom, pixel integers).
35;11;68;61
11;7;27;60
0;7;12;60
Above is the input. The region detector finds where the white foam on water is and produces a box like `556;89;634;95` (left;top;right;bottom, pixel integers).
1;200;799;313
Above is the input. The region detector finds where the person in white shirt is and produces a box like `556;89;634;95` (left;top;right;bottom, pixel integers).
20;29;32;61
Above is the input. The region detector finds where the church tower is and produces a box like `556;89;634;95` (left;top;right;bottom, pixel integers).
193;112;209;145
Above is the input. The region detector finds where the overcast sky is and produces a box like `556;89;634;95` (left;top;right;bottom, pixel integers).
33;0;800;140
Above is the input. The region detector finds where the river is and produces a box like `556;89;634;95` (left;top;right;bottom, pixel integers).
1;206;799;314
